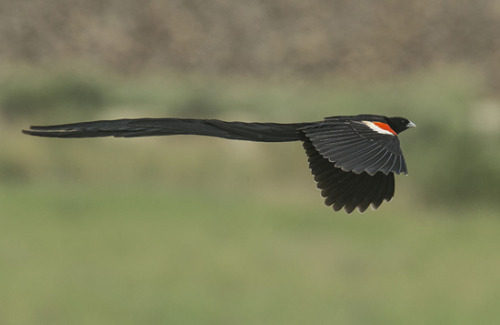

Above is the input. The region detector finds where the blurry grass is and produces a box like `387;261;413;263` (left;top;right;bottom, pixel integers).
0;68;106;121
4;64;499;207
1;183;500;325
2;63;483;122
1;64;500;324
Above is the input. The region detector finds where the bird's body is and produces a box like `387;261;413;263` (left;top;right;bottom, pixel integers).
23;114;415;213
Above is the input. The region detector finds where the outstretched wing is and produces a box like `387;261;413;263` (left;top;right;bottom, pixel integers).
301;118;407;175
303;140;395;213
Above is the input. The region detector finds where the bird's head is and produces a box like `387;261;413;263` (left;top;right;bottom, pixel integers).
386;117;416;134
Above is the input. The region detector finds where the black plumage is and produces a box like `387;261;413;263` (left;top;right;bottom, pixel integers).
23;114;415;213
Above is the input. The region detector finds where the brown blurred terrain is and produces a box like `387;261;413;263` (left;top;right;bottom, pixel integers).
2;0;500;86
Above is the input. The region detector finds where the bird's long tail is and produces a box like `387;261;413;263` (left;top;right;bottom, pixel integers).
23;118;312;142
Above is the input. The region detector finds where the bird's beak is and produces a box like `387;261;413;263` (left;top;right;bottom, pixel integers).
407;121;416;128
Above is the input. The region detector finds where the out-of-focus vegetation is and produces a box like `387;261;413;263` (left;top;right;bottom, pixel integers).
1;0;500;324
0;72;106;121
2;184;500;325
1;66;499;209
1;67;499;324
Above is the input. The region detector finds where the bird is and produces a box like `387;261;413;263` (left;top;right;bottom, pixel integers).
23;114;415;213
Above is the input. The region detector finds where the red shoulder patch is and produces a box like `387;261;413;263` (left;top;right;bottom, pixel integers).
373;122;397;135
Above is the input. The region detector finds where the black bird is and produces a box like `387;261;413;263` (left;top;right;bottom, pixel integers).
23;114;415;213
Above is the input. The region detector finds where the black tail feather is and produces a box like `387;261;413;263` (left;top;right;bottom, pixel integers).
23;118;311;142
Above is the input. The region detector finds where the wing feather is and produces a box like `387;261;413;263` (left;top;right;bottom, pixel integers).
302;118;407;175
303;140;396;213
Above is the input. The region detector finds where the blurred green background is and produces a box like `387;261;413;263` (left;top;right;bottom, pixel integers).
1;1;500;324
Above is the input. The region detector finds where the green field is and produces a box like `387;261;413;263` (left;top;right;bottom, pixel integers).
1;66;500;324
2;183;500;324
